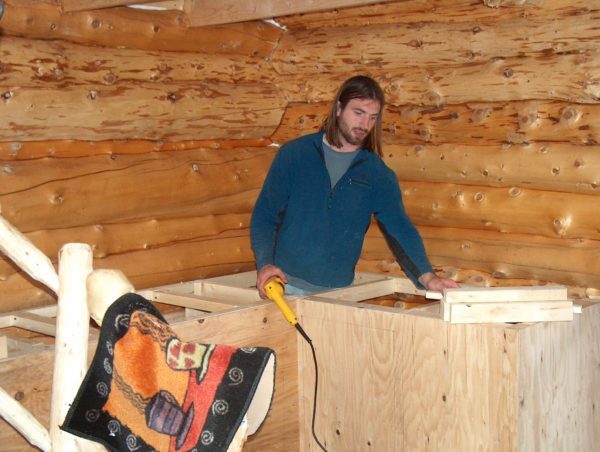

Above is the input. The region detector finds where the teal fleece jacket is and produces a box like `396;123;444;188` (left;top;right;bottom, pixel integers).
250;132;433;289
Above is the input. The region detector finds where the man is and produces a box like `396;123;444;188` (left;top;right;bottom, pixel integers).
251;75;458;297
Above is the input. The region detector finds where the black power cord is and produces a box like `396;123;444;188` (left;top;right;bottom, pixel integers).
295;323;328;452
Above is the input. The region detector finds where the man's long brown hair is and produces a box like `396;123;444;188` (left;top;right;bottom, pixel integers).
321;75;385;156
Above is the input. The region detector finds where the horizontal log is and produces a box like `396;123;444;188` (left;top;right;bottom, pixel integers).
278;0;583;29
0;81;286;141
0;272;56;312
271;11;599;73
0;146;274;231
400;181;600;240
276;51;600;105
0;213;252;280
0;36;273;87
0;0;282;56
385;143;600;195
96;233;255;287
0;138;271;159
272;101;600;146
362;225;600;288
355;260;580;293
388;101;600;145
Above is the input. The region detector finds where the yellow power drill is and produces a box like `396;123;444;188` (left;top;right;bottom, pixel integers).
263;277;311;342
263;277;298;325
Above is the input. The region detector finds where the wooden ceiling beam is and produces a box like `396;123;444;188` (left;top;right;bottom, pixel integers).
60;0;183;13
183;0;398;27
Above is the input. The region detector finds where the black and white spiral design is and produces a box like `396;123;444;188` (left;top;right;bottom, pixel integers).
240;347;256;353
107;420;121;436
126;434;142;451
228;367;244;385
96;381;109;397
106;340;114;356
211;399;229;416
85;409;100;423
200;430;214;446
115;314;130;332
103;357;113;375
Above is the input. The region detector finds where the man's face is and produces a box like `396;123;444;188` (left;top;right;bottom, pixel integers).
336;97;381;148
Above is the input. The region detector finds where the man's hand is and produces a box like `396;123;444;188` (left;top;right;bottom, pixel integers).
418;272;459;292
256;264;288;299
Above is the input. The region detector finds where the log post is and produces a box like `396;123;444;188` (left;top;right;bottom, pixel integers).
49;243;96;451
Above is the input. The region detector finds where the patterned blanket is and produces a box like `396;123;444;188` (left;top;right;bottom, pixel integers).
62;293;275;451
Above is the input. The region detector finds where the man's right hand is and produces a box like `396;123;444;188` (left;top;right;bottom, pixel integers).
256;264;288;299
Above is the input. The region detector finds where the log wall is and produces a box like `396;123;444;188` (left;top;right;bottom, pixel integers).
0;0;599;311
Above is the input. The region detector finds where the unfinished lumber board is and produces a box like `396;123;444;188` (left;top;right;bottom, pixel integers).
393;277;426;296
0;334;55;361
441;300;450;322
296;300;399;451
204;271;258;288
443;285;568;304
0;337;6;360
447;301;573;324
12;313;56;337
141;289;254;312
316;278;398;302
194;281;260;304
185;0;397;26
517;302;600;451
0;306;58;338
61;0;174;12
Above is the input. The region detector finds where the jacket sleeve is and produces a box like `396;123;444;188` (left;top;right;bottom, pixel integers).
250;146;292;270
372;166;433;288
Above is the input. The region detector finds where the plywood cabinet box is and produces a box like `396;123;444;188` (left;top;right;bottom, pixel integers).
0;272;598;451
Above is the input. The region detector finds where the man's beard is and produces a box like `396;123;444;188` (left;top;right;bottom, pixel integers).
338;118;368;146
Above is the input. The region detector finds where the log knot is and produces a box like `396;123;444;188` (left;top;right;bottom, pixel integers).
1;91;13;101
